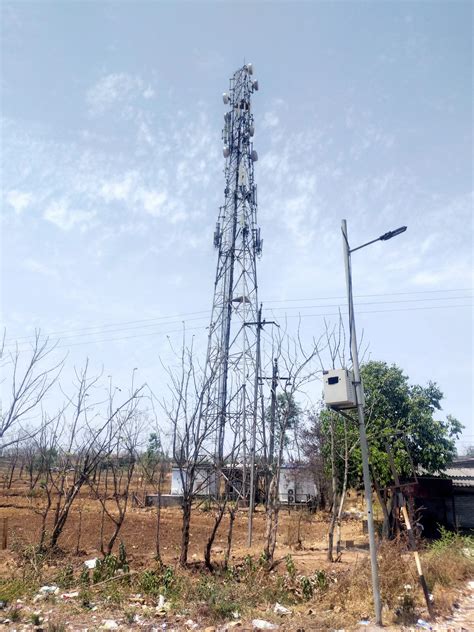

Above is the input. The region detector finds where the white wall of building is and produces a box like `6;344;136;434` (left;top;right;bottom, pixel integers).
171;466;218;496
278;467;317;503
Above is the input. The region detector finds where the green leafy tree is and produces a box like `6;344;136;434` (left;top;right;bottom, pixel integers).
360;362;462;486
146;432;162;460
306;360;462;536
266;392;302;450
143;432;164;483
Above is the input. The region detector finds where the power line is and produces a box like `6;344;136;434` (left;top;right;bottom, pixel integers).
44;324;208;350
268;295;472;312
5;309;211;342
267;304;472;320
9;302;471;352
4;314;210;346
4;290;472;346
265;287;473;304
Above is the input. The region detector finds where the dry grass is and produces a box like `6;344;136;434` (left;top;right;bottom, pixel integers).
423;529;474;589
1;523;472;629
312;534;474;627
318;540;411;611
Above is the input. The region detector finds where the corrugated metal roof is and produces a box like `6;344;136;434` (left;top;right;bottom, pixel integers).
445;467;474;479
442;464;474;489
451;479;474;488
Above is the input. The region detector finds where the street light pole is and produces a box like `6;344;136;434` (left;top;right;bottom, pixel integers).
338;219;406;624
341;219;382;625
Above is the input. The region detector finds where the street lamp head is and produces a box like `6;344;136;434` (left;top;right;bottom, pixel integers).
379;226;407;241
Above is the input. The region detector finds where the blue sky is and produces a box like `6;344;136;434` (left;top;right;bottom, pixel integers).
1;1;472;449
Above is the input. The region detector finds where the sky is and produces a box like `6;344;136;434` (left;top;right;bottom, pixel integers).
1;1;472;451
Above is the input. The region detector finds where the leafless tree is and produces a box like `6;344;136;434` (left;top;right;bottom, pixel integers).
203;433;241;571
88;411;143;556
263;324;324;565
160;332;218;568
0;331;64;449
30;416;61;549
324;409;358;562
308;318;359;561
2;438;21;489
29;363;144;551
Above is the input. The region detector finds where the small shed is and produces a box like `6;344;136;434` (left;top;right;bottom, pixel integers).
407;458;474;535
278;465;317;504
445;457;474;530
170;465;218;497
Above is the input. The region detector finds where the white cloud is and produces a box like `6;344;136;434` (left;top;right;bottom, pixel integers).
137;189;168;217
99;172;137;202
43;199;95;231
23;258;59;278
6;189;33;214
411;262;473;287
86;73;155;116
143;86;155;99
262;111;280;129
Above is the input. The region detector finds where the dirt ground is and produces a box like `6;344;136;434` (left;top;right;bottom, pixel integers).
0;479;366;574
0;476;472;631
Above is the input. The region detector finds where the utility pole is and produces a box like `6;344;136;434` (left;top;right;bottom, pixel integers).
246;307;277;546
342;219;382;625
269;358;278;467
247;304;262;546
260;358;290;510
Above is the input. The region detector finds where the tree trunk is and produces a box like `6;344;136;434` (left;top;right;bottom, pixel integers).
373;476;390;539
75;507;83;555
179;496;192;567
224;506;236;569
155;482;162;564
38;493;52;550
335;417;349;559
327;416;338;562
49;485;81;549
204;502;226;571
263;474;280;564
105;514;124;556
6;457;17;489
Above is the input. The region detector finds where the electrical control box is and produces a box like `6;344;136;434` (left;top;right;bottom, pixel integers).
323;369;357;409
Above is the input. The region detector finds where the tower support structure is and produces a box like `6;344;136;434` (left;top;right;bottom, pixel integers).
203;63;262;480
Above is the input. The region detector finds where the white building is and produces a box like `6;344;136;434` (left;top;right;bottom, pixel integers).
170;465;218;497
278;465;317;504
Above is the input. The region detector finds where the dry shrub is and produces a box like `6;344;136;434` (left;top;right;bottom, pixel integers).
318;539;422;626
377;539;418;609
422;529;474;590
283;510;314;549
317;533;474;626
283;512;303;548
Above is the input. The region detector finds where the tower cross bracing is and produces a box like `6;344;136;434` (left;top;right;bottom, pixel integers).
203;63;262;470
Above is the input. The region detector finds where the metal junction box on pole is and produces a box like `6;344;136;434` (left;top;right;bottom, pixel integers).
323;369;357;409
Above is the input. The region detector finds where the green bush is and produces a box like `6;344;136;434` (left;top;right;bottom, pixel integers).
55;563;74;589
285;554;296;578
0;578;36;602
136;565;179;600
92;544;129;584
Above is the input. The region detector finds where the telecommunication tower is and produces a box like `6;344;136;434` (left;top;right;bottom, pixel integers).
203;63;262;472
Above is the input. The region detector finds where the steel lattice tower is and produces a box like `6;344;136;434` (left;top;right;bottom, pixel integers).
203;63;262;471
